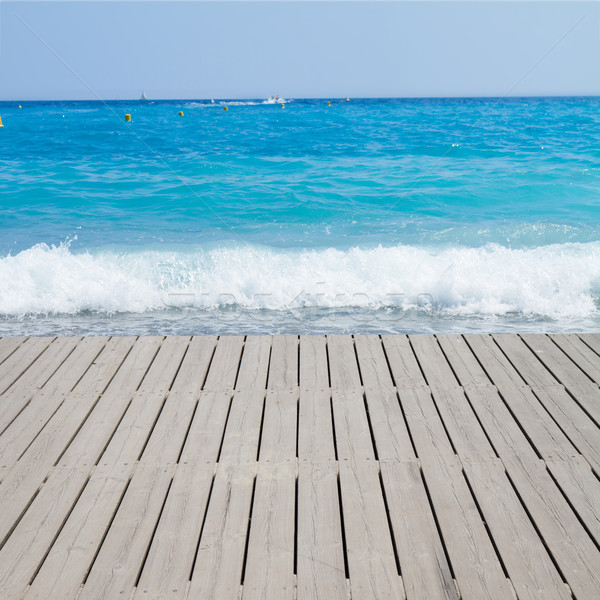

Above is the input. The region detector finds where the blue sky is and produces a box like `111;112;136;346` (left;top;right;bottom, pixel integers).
1;1;598;100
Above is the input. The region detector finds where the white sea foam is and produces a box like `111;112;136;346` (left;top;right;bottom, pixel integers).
1;241;599;319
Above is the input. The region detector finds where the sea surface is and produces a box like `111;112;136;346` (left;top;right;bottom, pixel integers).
1;96;600;336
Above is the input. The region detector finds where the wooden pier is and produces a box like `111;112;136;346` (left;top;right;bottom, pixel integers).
0;334;599;599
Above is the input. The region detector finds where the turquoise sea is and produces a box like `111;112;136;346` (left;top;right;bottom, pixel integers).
1;96;599;335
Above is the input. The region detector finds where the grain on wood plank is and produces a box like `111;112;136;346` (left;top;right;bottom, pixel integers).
299;335;329;390
465;386;600;597
0;337;26;367
435;335;496;389
0;337;54;395
267;335;299;390
296;461;347;600
545;455;600;547
519;334;600;423
578;333;600;356
76;463;176;600
338;458;404;600
298;388;335;462
218;389;266;465
331;389;375;461
58;337;163;467
398;387;512;600
242;462;296;600
170;336;217;393
441;335;579;463
363;388;414;461
187;462;257;600
235;336;271;391
23;463;132;600
409;334;459;390
328;335;362;390
0;336;80;407
202;336;244;391
380;459;459;600
381;335;427;389
0;337;136;470
550;333;600;386
178;391;233;463
258;389;298;463
491;334;558;388
0;336;108;437
462;458;569;600
531;384;600;475
131;462;214;600
0;466;90;600
355;335;395;389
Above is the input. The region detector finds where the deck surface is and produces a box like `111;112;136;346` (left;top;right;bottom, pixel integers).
0;334;599;599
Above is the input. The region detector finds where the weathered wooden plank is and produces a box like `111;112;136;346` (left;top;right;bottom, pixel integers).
299;335;329;390
298;388;335;462
578;333;600;357
550;333;600;386
462;458;569;600
0;337;26;366
398;387;512;600
465;386;600;597
0;339;186;595
258;389;297;463
0;466;90;600
171;335;217;393
23;463;133;600
203;335;244;391
235;336;271;391
0;336;107;438
296;461;347;600
519;334;600;423
409;334;459;389
187;462;257;600
491;334;558;388
380;459;459;600
545;455;600;547
435;335;496;389
218;389;266;465
381;335;427;389
76;463;175;600
332;389;403;599
338;458;404;599
363;388;414;461
267;335;298;390
328;335;362;390
354;335;395;389
0;337;54;395
531;384;600;475
131;462;214;600
242;462;296;600
441;335;579;462
331;389;375;461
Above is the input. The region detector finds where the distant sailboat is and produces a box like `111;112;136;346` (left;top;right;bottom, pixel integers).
140;90;148;101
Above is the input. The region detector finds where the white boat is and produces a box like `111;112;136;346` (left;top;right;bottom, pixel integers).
263;95;285;104
140;90;148;101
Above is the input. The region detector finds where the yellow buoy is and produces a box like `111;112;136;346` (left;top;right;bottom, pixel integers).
327;101;331;107
0;116;3;127
178;111;184;116
124;114;131;122
224;106;228;111
18;105;22;109
281;103;285;108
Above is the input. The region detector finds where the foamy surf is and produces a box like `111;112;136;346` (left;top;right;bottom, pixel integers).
1;241;599;322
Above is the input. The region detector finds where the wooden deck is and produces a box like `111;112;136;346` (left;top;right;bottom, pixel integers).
0;334;599;599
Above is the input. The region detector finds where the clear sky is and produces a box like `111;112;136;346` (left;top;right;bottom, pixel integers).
1;1;598;100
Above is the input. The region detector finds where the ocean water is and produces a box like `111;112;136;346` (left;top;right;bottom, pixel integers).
1;96;599;336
